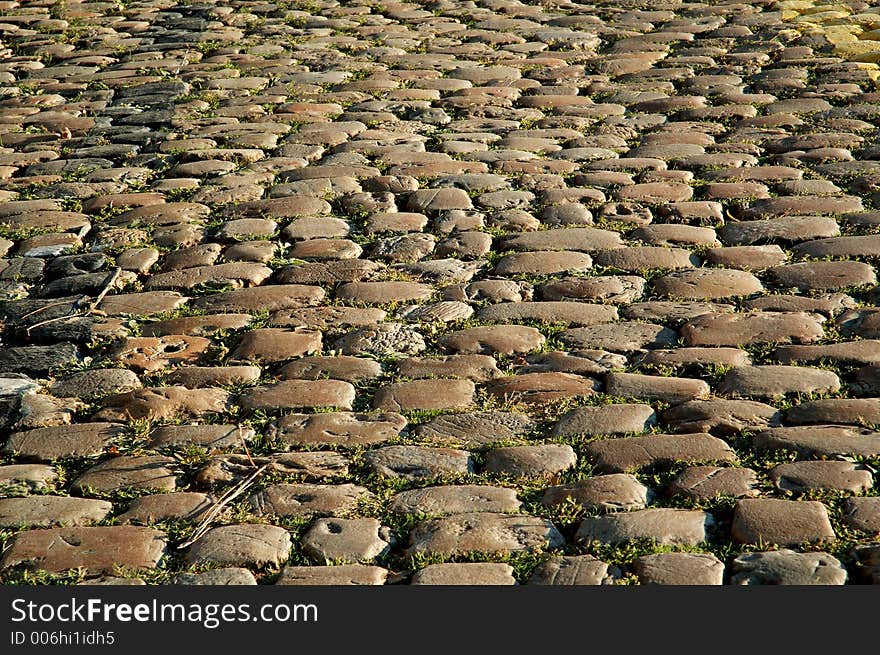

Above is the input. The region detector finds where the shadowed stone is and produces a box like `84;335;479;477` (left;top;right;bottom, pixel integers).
843;497;880;533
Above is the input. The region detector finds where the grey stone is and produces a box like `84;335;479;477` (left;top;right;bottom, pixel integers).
730;550;847;585
186;524;292;568
576;509;711;546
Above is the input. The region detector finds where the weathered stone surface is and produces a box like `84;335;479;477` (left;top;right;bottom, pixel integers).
552;404;656;437
72;456;177;494
730;550;847;585
280;356;382;384
3;423;126;461
270;412;406;448
767;261;876;292
576;509;710;546
754;426;880;458
440;325;545;355
0;464;58;490
50;369;142;401
118;493;212;525
540;276;645;304
586;433;736;473
373;379;475;411
397;355;501;382
732;499;835;546
843;497;880;534
186;524;291;568
363;446;473;480
681;312;825;346
240;380;355;412
0;496;112;528
175;568;257;586
633;553;724;586
717;365;840;399
413;411;535;448
528;555;619;585
786;398;880;426
276;565;387;586
93;387;230;422
477;302;617;327
653;269;763;300
562;323;677;353
411;563;516;585
669;466;760;500
662;400;780;435
485;445;577;479
542;474;649;512
302;518;391;563
250;484;372;518
334;323;426;357
605;373;710;403
390;485;520;516
769;461;873;494
229;328;321;364
1;526;166;574
485;372;598;404
408;513;564;556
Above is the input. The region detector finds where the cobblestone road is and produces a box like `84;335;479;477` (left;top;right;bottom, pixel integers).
1;0;879;585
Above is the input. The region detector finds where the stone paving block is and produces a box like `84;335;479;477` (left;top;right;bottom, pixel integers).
730;550;847;585
408;513;565;557
633;552;724;586
4;0;880;588
732;499;835;546
528;556;620;586
2;526;166;574
186;524;292;568
576;509;711;546
411;563;516;585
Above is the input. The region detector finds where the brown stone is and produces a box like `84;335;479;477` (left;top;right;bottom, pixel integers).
732;499;835;546
586;433;736;473
1;526;166;574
